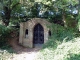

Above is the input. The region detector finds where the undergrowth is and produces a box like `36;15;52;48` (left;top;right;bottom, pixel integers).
0;45;15;60
0;47;15;60
37;37;80;60
43;24;76;49
35;24;80;60
0;25;17;60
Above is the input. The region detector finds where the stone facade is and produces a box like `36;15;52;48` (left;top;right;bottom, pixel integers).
19;18;51;48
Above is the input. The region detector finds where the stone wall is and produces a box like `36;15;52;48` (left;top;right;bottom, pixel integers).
19;18;51;48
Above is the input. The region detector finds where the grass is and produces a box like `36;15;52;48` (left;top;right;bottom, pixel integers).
35;24;80;60
0;50;13;60
0;25;18;60
35;38;80;60
0;45;15;60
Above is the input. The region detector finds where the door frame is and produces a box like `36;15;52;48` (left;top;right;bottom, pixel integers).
33;23;44;46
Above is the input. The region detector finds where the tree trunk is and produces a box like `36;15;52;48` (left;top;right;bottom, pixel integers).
62;12;67;28
78;0;80;31
2;6;11;26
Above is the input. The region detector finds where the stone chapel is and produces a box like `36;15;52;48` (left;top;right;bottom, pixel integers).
19;18;51;48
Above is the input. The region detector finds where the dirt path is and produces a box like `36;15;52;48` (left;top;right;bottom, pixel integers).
7;30;42;60
9;39;42;60
10;47;41;60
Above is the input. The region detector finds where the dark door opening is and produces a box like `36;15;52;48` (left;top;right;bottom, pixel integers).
33;23;44;44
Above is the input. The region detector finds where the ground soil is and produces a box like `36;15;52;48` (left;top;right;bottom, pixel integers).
8;37;42;60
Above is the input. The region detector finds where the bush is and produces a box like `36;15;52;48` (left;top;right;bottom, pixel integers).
36;37;80;60
68;54;80;60
0;25;11;47
43;24;75;49
35;24;80;60
0;47;14;60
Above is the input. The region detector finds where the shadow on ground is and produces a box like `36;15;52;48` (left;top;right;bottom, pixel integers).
8;38;43;54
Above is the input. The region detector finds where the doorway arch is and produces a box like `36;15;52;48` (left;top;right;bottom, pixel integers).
33;23;44;45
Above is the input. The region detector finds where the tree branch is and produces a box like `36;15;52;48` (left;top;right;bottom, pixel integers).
12;2;20;10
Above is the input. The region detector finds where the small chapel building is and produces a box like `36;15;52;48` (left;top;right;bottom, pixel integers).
19;18;51;48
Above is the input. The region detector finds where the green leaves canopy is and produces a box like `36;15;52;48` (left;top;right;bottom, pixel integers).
0;0;27;26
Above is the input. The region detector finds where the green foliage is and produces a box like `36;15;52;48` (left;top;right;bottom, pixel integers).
68;54;80;60
0;25;11;47
0;45;15;60
0;0;27;26
0;25;17;60
54;0;78;11
36;38;80;60
52;24;75;41
43;23;77;49
35;24;80;60
0;25;15;59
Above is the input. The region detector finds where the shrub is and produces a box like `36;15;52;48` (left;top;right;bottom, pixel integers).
0;25;11;47
36;37;80;60
44;24;75;49
35;24;80;60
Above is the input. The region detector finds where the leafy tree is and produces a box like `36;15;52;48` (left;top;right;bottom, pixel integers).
0;0;26;26
21;0;39;18
53;0;78;27
19;0;79;28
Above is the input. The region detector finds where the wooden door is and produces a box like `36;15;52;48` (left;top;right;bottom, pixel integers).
33;24;44;44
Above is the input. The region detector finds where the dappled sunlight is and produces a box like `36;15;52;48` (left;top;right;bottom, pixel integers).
10;46;42;60
35;48;54;60
12;52;38;60
52;37;80;60
35;37;80;60
0;46;42;60
0;49;15;60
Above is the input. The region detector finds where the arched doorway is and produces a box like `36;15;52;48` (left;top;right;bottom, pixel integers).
33;23;44;45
